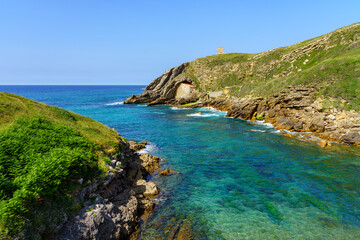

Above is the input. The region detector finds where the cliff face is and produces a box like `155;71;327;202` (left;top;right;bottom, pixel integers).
124;62;200;105
57;140;161;240
125;23;360;145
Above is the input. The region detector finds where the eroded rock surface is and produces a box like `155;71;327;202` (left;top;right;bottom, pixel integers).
124;63;199;105
126;78;360;145
57;140;161;240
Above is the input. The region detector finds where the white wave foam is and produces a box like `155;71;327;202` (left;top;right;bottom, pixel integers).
272;129;292;134
187;113;219;117
170;107;186;110
200;107;227;114
250;129;266;132
154;196;167;203
141;88;145;90
105;101;124;106
138;142;159;154
250;120;275;128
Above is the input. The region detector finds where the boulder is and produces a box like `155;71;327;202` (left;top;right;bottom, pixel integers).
307;117;325;133
276;117;295;130
136;180;159;197
319;140;328;147
160;168;179;176
293;121;304;131
226;100;258;120
58;197;139;240
139;154;161;173
341;132;360;144
128;140;147;152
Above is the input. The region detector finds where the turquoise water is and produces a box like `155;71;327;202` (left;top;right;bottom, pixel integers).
2;85;360;239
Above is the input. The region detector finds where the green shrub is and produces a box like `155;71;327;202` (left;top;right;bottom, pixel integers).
0;117;101;239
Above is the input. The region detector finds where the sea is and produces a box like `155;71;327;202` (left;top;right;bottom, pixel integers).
1;85;360;239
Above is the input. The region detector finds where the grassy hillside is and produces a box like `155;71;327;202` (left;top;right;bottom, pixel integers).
181;23;360;110
0;92;123;239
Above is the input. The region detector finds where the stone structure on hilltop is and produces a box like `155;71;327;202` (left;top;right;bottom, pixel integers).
217;47;225;54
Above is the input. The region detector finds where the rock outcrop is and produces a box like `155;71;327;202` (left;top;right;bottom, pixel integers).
160;168;179;176
57;140;161;240
124;63;200;105
124;23;360;146
126;76;360;145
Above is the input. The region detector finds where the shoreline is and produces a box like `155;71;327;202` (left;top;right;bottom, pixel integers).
57;139;163;239
125;84;360;148
183;92;360;147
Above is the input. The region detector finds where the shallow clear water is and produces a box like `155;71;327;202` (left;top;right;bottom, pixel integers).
2;85;360;239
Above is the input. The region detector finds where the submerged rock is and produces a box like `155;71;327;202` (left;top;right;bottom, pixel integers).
319;139;329;147
160;168;179;176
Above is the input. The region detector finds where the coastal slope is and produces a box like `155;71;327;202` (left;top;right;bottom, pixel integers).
125;23;360;145
0;92;160;239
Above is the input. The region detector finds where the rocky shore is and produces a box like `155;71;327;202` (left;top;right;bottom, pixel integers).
57;139;162;240
124;23;360;147
124;64;360;147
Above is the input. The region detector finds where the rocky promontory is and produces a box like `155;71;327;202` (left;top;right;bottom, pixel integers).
124;62;201;106
125;23;360;146
57;140;161;240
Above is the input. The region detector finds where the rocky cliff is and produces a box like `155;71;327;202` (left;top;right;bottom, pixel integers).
57;140;161;240
0;93;164;240
124;62;199;106
125;23;360;146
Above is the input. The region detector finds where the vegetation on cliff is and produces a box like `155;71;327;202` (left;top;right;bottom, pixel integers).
181;23;360;110
0;92;122;239
125;22;360;146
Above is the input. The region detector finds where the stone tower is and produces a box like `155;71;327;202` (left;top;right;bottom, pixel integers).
217;47;225;54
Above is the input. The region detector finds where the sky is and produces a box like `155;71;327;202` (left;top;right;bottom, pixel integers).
0;0;359;85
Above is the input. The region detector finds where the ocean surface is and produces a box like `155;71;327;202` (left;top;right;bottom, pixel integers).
2;85;360;239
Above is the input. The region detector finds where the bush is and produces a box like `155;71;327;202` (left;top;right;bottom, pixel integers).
0;117;101;239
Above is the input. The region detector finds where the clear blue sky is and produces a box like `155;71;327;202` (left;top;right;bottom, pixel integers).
0;0;359;85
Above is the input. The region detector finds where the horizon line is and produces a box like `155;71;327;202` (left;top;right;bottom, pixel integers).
0;84;147;86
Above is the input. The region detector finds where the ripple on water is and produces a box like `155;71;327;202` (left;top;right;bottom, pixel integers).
5;86;360;240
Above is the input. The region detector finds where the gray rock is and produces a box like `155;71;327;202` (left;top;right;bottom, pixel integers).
58;197;139;240
276;117;295;130
341;132;360;144
78;178;84;185
307;117;325;133
110;160;117;167
293;121;304;131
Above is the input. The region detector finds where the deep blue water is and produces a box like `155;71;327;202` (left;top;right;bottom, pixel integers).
2;85;360;239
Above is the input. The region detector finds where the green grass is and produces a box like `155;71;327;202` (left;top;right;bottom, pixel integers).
0;93;124;239
179;101;198;107
0;92;119;153
184;22;360;109
198;53;253;68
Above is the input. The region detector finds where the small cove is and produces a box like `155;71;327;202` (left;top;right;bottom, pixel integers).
2;85;360;239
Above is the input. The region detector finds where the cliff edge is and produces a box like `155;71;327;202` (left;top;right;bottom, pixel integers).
125;23;360;146
0;93;161;239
